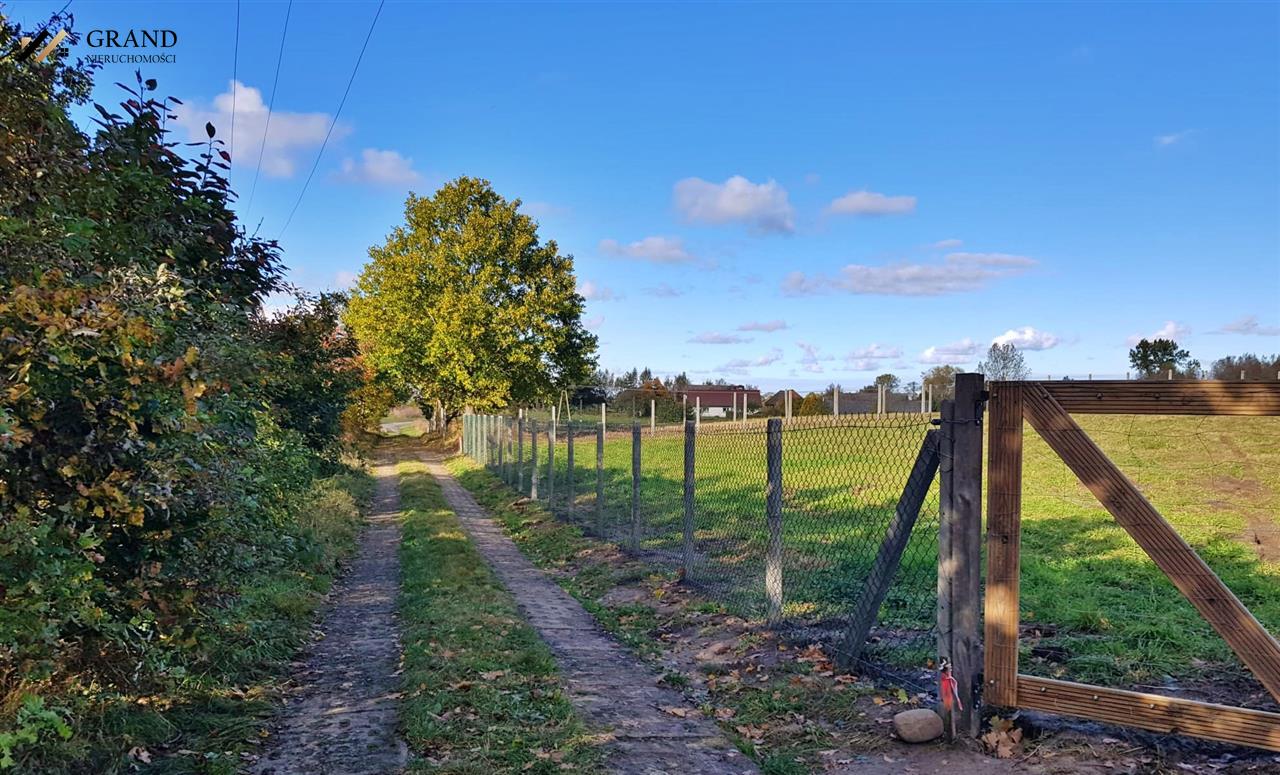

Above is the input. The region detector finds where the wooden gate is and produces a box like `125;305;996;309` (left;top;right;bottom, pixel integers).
983;380;1280;751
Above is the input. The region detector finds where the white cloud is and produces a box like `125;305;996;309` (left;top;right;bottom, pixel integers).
689;332;752;345
992;326;1061;351
797;341;834;373
334;270;358;289
336;148;423;186
920;338;980;364
847;343;902;360
718;348;784;373
175;80;340;177
643;283;683;298
737;319;788;332
1216;315;1280;336
599;236;693;263
1155;129;1195;148
577;281;620;301
782;252;1036;297
1126;320;1190;346
673;175;795;234
826;190;917;217
932;238;963;250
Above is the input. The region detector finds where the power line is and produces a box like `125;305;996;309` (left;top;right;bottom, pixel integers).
277;0;385;239
229;0;240;164
246;0;292;215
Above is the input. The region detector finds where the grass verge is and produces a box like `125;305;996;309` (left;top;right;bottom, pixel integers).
396;459;601;773
7;466;375;774
443;454;896;774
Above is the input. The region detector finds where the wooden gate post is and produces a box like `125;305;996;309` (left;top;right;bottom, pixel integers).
765;417;784;626
938;373;985;739
682;419;696;579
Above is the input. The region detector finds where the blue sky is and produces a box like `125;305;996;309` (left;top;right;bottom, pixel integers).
11;0;1280;390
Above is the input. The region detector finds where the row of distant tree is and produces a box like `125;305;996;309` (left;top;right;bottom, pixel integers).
1126;338;1279;380
586;340;1275;413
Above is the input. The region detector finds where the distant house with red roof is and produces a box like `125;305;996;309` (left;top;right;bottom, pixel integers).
673;384;762;418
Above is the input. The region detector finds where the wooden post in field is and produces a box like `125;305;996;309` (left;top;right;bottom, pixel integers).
630;424;641;551
938;373;985;740
682;419;696;579
529;419;539;499
600;401;606;434
765;417;784;626
566;419;575;514
547;409;556;508
596;422;605;534
650;399;656;435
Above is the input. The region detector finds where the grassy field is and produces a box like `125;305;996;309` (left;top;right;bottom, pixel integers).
396;459;601;772
476;412;1280;701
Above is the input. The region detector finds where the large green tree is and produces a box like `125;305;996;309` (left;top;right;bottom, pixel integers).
1128;338;1199;379
345;178;597;420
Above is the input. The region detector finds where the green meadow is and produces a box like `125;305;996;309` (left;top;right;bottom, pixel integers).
479;413;1280;696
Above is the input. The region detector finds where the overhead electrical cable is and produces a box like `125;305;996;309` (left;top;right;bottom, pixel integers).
277;0;385;238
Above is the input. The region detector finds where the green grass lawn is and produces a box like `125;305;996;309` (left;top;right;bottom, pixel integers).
477;413;1280;698
396;460;601;773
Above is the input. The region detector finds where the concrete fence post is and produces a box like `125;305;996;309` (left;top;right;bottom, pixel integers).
566;419;575;514
765;417;784;626
630;424;641;551
596;422;605;534
547;410;556;508
517;415;525;493
695;396;701;432
497;416;505;476
530;419;539;499
682;419;696;579
650;399;656;436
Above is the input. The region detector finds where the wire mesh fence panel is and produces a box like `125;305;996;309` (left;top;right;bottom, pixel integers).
635;424;686;560
686;422;772;617
1018;413;1280;712
778;417;940;677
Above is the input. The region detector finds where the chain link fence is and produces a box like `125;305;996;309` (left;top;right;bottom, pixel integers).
461;408;942;691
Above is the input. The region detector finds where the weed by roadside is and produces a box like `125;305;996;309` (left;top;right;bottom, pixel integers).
396;461;601;773
6;466;374;774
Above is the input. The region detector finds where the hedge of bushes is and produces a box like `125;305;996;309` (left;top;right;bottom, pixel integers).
1;15;369;770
